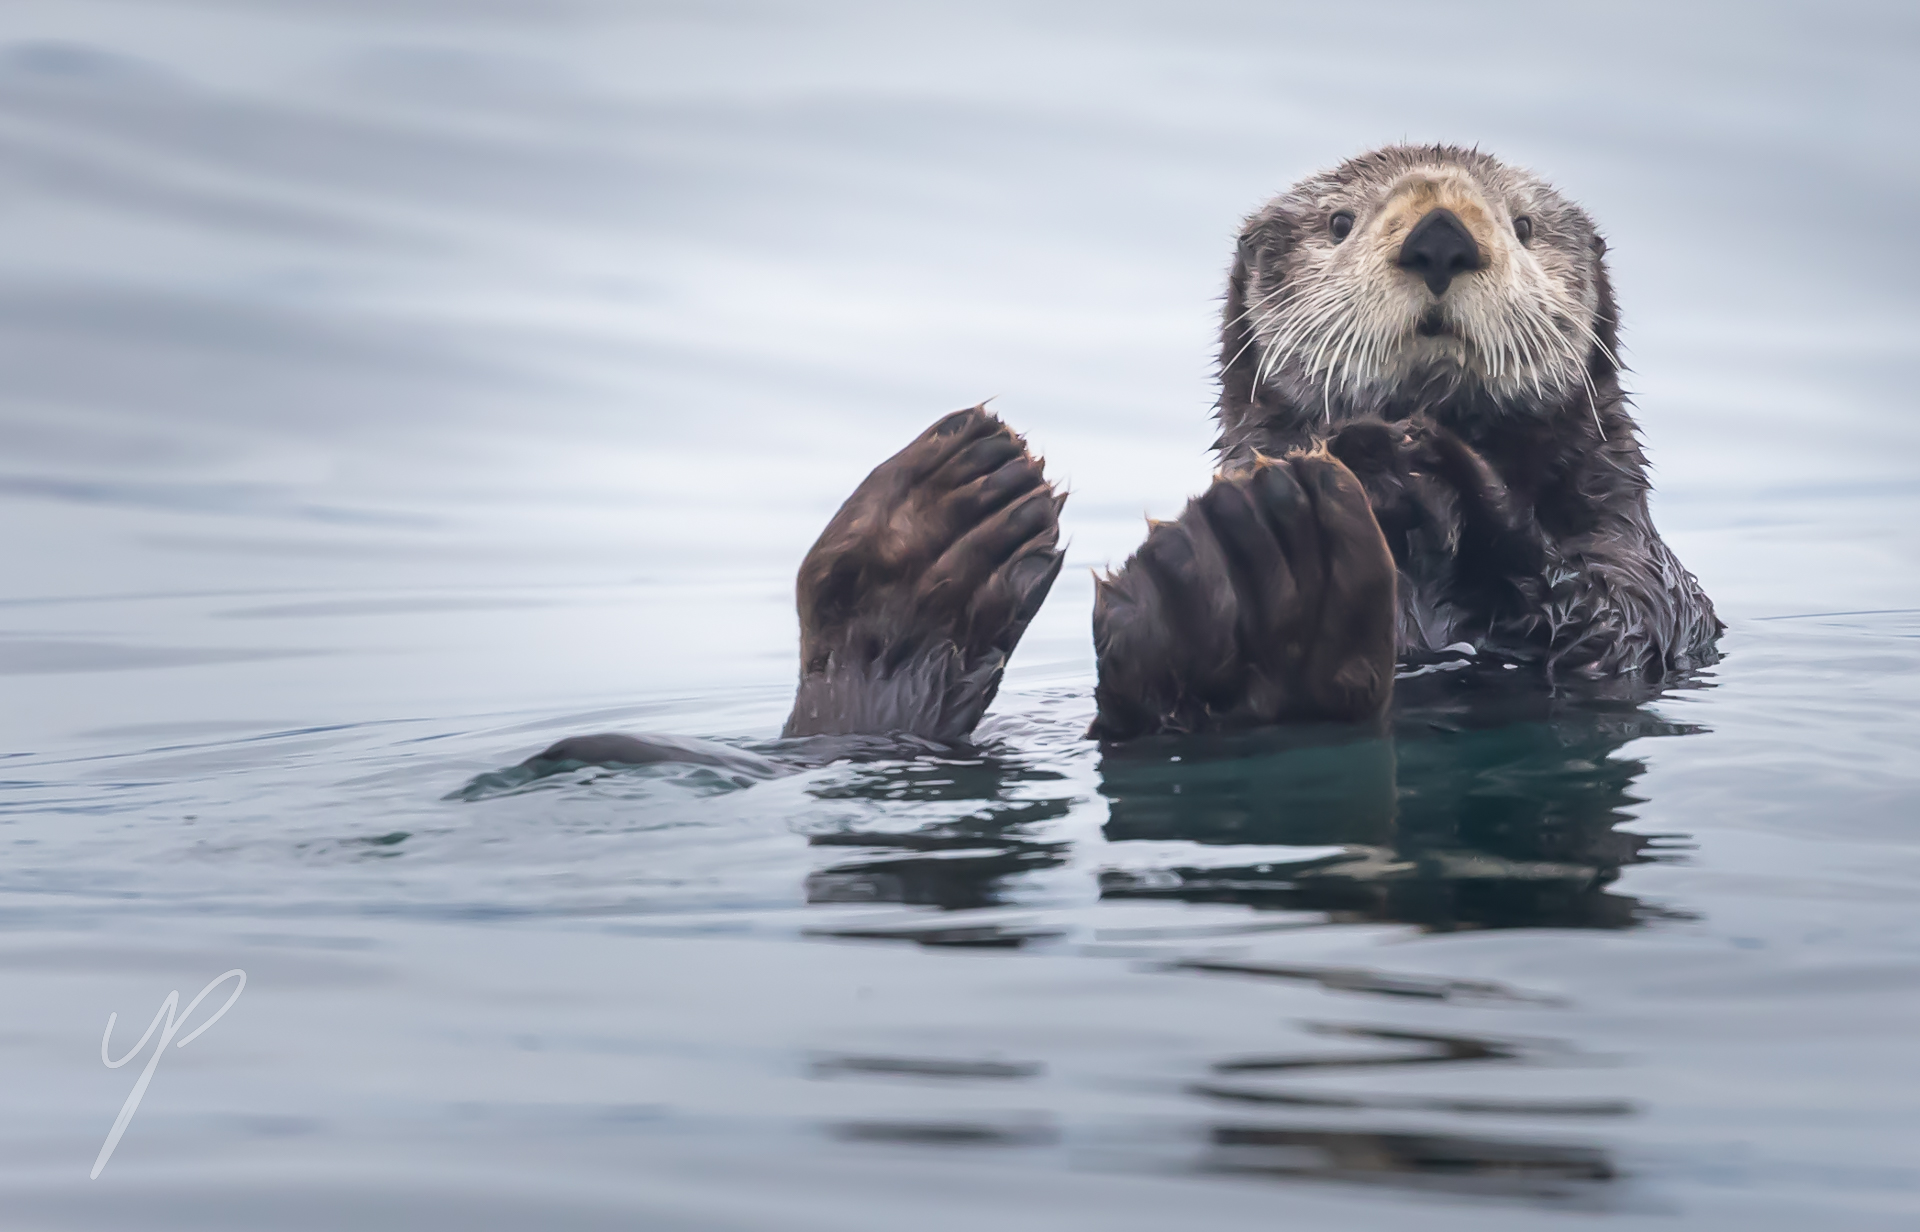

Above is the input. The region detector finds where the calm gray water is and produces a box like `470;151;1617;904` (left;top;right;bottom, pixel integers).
3;2;1918;1228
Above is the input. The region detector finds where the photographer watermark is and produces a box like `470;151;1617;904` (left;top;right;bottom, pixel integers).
92;969;246;1179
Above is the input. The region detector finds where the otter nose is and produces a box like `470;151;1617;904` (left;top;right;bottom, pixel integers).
1396;208;1485;297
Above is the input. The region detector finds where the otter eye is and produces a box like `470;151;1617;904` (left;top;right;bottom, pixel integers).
1513;215;1533;244
1328;211;1354;242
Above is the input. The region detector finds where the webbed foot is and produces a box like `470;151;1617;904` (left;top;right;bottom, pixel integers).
1089;450;1395;741
783;405;1065;741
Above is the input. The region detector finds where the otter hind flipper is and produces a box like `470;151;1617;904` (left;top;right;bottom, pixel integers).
1088;452;1395;742
782;405;1065;742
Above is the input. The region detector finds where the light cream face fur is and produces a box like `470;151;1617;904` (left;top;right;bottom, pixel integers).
1235;147;1610;419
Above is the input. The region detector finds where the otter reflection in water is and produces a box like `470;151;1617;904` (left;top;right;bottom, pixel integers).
796;670;1703;934
1097;670;1702;931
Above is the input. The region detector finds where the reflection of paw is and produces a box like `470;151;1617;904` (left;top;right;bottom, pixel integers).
785;406;1064;740
1090;451;1396;741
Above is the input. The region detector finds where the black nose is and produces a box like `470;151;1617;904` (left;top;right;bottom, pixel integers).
1396;208;1485;297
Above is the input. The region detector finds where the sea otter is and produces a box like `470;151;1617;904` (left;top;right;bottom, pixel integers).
1084;143;1721;739
535;144;1719;767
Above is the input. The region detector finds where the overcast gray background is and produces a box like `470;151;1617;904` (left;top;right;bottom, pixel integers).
4;1;1916;648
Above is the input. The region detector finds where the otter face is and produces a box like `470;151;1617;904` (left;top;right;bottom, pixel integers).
1231;145;1612;420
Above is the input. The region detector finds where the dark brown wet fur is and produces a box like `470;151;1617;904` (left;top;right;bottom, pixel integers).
1088;450;1396;741
782;405;1065;741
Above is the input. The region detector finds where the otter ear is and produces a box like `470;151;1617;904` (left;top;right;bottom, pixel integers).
1235;220;1289;273
1587;230;1622;376
1218;220;1290;433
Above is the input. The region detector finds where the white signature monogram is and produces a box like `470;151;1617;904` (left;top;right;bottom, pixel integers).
91;969;247;1179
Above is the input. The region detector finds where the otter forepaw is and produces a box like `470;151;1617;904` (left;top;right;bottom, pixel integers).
1088;451;1396;741
783;405;1065;741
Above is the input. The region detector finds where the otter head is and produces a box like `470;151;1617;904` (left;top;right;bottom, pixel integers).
1220;145;1618;432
